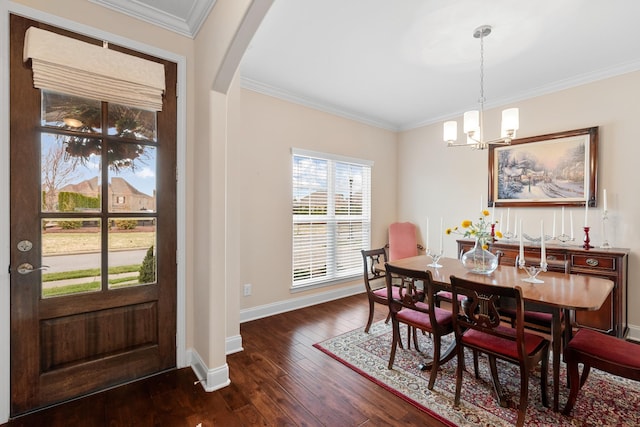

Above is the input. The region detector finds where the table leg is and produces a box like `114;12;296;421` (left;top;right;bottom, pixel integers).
552;308;561;412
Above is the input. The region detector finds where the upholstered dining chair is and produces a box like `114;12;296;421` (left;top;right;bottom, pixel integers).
384;263;454;390
449;275;550;427
387;221;423;261
360;248;393;333
562;328;640;416
500;256;571;344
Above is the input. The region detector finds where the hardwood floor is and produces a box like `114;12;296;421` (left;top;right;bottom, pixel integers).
3;293;449;426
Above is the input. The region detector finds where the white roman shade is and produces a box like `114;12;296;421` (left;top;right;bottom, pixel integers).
23;27;165;111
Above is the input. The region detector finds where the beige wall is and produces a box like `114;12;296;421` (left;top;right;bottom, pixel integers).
232;88;398;310
396;70;640;339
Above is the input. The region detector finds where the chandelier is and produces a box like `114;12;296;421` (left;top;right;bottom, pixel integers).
444;25;519;149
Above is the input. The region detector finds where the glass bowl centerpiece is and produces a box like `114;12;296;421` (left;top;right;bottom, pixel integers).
447;209;502;274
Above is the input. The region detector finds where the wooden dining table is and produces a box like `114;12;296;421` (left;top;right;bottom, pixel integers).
383;255;614;412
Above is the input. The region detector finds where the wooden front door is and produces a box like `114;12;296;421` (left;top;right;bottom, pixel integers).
9;15;177;415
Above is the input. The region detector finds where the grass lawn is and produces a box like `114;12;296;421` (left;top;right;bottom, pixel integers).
43;231;154;255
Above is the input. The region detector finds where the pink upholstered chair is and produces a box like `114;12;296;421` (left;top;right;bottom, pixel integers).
387;222;422;261
562;328;640;416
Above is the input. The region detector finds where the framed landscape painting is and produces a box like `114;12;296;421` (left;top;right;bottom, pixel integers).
488;127;598;207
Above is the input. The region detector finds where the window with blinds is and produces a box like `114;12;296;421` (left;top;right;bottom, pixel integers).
292;149;372;288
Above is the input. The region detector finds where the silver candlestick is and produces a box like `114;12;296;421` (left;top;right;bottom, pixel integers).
600;210;611;248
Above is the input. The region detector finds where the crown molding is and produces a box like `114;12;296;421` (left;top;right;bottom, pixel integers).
402;59;640;132
89;0;216;38
240;77;399;132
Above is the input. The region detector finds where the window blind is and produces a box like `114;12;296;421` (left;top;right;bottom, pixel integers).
23;27;165;111
292;149;372;288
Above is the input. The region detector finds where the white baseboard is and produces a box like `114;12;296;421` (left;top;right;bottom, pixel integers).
627;323;640;342
239;284;364;323
186;284;364;393
187;348;231;392
226;334;243;355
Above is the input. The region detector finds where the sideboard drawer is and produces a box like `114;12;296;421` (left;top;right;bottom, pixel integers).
571;254;616;271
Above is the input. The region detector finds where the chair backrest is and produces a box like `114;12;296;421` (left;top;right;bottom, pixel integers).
449;275;527;359
361;248;387;293
388;222;419;261
384;263;446;332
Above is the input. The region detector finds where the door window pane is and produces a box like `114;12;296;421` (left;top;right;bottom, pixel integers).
41;218;101;298
41;91;101;133
108;103;157;142
108;144;156;213
41;133;101;213
108;218;156;289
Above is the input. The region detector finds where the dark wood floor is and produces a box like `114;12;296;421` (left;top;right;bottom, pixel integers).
3;293;449;426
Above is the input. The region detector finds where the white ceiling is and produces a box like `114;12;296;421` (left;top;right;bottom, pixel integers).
95;0;640;131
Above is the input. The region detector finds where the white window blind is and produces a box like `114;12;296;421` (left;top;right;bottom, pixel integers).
23;27;165;111
292;149;372;288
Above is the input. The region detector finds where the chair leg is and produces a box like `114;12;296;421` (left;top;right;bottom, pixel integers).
473;350;480;379
427;336;441;390
454;346;465;406
488;355;508;407
562;360;584;416
364;299;376;333
412;327;420;352
388;320;400;369
516;365;530;427
540;348;549;408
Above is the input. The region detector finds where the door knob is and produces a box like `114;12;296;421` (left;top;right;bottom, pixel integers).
16;263;49;275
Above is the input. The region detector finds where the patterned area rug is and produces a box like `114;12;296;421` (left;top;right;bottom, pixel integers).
314;321;640;426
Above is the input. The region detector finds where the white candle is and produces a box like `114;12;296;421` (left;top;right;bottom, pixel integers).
439;217;444;252
519;220;524;263
506;208;510;233
425;217;430;250
603;189;608;212
552;211;556;238
514;214;518;237
570;211;574;239
584;202;589;227
540;220;546;267
561;206;565;235
499;212;504;232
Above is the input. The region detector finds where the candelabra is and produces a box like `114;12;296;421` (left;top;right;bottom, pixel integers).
519;256;547;283
556;233;574;245
427;248;443;268
600;210;611;248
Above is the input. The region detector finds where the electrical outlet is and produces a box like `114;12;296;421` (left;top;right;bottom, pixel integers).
243;283;252;296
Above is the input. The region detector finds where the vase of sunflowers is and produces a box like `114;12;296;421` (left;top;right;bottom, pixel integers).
447;209;501;275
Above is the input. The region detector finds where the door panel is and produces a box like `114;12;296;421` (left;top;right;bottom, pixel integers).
10;15;177;415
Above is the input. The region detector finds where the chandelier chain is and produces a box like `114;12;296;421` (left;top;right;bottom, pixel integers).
479;31;485;107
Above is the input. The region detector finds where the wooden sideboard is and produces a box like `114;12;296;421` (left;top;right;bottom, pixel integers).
457;239;629;338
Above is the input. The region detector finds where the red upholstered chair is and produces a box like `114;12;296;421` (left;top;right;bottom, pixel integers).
500;256;571;345
387;222;422;261
361;248;393;333
450;275;550;427
385;263;454;390
562;328;640;416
